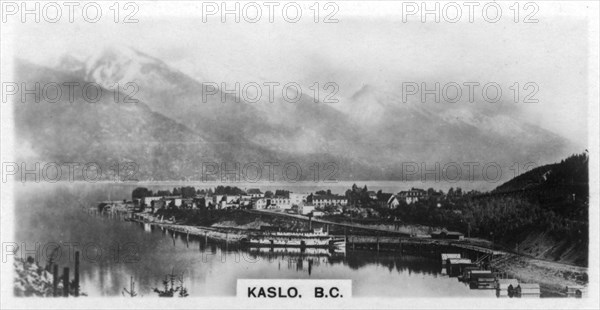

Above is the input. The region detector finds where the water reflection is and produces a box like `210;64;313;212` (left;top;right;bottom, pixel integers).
14;183;496;297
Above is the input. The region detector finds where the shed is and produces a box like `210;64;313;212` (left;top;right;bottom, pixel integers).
460;266;480;280
448;258;472;264
446;258;476;277
496;279;519;289
496;279;519;298
566;285;586;298
441;253;461;263
469;270;494;280
516;283;540;298
431;231;464;240
446;232;465;240
468;271;496;289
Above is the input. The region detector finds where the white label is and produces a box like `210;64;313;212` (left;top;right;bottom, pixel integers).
238;279;352;299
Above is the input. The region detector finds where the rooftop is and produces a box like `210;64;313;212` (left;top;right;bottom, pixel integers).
313;194;347;200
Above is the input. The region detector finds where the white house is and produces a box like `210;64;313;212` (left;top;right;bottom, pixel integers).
163;196;183;207
247;188;264;198
254;198;268;209
143;196;163;206
289;193;308;206
271;197;292;209
299;205;315;215
214;195;239;204
312;195;348;207
397;188;427;204
387;195;400;209
144;196;184;208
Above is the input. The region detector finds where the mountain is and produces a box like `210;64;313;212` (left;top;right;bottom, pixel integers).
489;152;588;265
14;60;219;180
14;58;371;181
493;152;589;219
328;81;571;180
12;46;575;182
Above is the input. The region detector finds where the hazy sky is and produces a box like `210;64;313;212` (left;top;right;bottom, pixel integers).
4;1;595;148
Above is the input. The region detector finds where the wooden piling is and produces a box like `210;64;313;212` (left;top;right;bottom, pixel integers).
344;227;347;242
74;251;80;297
52;264;59;297
63;267;70;297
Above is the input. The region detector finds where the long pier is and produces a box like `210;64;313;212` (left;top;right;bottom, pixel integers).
249;210;507;259
94;208;508;260
340;234;506;262
451;243;506;256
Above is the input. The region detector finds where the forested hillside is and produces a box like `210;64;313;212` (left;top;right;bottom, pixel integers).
380;153;589;266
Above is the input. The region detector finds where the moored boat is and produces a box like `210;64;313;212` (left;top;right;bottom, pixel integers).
243;227;345;248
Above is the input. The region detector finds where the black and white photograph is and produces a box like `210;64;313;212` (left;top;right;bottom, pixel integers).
0;1;598;308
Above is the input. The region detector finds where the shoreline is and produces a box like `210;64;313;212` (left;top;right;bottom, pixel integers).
490;254;588;297
128;211;588;297
130;213;247;242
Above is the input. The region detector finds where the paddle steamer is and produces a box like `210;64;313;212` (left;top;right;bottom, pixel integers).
244;227;345;248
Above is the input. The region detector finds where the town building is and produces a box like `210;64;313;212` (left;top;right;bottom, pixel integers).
213;195;241;209
289;193;309;206
271;196;292;209
181;198;196;209
193;196;210;208
310;195;348;207
150;199;165;212
299;205;315;215
99;200;136;213
387;195;400;209
398;188;427;204
252;198;269;209
143;196;163;206
376;193;393;208
247;188;264;198
162;196;183;207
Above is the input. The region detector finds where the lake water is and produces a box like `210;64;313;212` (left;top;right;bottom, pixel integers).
12;182;496;297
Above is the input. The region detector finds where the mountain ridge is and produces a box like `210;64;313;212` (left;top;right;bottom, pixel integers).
12;46;575;182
